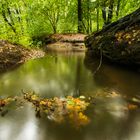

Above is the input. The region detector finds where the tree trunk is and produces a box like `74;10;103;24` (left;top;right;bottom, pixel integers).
96;0;99;31
116;0;121;18
1;7;16;33
102;6;107;26
85;8;140;67
77;0;83;33
86;0;90;33
107;0;114;24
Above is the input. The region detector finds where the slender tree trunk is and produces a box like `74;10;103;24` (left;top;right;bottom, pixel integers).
1;6;16;33
86;0;90;33
107;0;114;24
52;25;57;34
1;1;16;33
116;0;121;19
7;7;14;25
89;16;92;33
96;0;99;31
15;5;24;34
77;0;83;33
102;5;107;27
74;58;81;96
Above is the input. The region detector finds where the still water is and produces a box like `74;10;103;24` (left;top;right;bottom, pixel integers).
0;52;140;140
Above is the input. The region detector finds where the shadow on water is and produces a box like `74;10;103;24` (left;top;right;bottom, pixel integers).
83;51;140;140
84;51;140;97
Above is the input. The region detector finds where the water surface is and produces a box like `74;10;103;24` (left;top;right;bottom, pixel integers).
0;52;140;140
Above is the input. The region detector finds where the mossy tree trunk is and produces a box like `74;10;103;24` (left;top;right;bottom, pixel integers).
85;8;140;66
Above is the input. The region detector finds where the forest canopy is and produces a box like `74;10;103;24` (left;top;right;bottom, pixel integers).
0;0;140;46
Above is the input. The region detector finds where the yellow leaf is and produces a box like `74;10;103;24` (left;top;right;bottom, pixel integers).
127;104;138;110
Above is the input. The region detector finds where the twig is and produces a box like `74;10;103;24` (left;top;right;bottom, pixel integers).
93;48;103;75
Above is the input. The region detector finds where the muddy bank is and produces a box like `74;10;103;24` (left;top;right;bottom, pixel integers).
85;8;140;67
33;33;87;52
0;40;45;72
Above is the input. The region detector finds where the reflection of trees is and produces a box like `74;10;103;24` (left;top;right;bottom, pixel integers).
39;117;85;140
0;54;86;97
0;105;38;140
83;51;140;139
38;99;140;140
85;109;140;140
1;101;140;140
84;51;140;96
74;58;82;97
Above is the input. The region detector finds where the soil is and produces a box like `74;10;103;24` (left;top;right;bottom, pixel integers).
0;33;86;72
0;40;45;72
44;33;87;52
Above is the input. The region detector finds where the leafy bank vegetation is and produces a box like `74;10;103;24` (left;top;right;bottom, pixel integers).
0;0;140;46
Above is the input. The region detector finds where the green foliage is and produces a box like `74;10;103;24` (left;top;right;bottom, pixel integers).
0;0;139;46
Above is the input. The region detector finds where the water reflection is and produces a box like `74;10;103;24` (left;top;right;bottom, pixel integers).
0;52;140;140
0;99;140;140
0;53;95;97
0;104;37;140
15;119;38;140
84;51;140;97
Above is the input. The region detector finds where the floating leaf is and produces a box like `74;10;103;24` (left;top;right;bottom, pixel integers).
23;92;90;128
127;104;138;110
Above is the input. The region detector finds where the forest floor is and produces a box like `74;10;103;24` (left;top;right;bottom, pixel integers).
0;33;87;72
45;33;87;52
0;40;45;72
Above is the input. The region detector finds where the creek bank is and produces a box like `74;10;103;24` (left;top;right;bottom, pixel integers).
44;33;86;52
0;40;45;72
85;8;140;67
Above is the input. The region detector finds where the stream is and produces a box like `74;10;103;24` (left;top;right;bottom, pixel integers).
0;52;140;140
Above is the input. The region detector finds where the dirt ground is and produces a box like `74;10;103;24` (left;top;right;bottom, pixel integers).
0;34;87;72
45;33;87;52
0;40;45;72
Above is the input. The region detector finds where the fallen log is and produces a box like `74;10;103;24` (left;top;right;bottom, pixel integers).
85;8;140;67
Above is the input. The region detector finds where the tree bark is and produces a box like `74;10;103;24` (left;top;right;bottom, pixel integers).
87;0;90;33
107;0;114;24
96;0;99;31
1;8;16;33
102;6;107;26
77;0;83;33
85;8;140;66
116;0;121;18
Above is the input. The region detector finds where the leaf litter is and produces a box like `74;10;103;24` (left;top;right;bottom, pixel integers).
0;90;140;128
